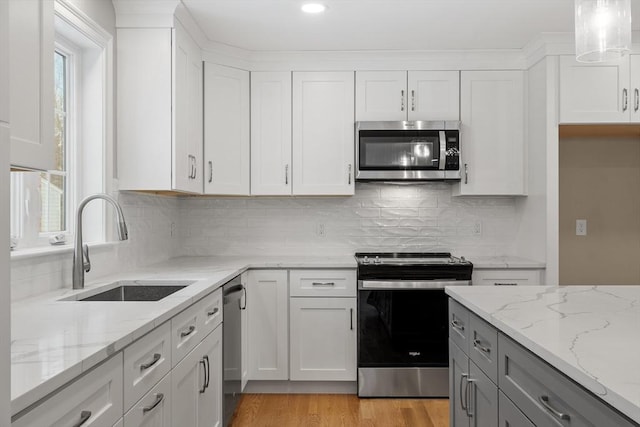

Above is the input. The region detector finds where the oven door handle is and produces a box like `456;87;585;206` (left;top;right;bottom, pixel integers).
358;280;470;290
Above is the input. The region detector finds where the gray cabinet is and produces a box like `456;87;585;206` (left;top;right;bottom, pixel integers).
498;392;534;427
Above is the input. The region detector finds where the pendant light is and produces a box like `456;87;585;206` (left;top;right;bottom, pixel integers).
575;0;632;62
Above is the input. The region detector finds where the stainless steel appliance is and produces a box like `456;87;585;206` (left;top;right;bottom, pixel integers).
356;252;472;397
223;277;245;426
356;121;461;181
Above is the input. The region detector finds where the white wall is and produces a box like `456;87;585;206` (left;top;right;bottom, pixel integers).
178;183;521;258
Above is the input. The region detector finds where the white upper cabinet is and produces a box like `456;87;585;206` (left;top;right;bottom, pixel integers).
631;56;640;123
292;71;355;196
355;70;460;122
117;20;202;194
454;70;525;196
9;0;55;171
203;63;250;195
559;55;634;123
250;72;293;196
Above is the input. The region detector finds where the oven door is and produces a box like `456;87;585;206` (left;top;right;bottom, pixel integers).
358;286;450;368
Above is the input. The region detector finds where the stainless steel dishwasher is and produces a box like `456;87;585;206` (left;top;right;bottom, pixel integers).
223;276;245;427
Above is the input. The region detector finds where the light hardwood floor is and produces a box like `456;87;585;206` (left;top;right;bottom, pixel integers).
230;394;449;427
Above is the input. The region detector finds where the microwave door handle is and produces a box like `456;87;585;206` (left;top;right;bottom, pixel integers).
439;131;446;170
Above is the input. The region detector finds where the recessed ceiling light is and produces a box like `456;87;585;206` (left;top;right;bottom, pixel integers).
301;3;327;14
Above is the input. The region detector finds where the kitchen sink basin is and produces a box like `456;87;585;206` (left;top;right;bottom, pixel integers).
61;280;195;302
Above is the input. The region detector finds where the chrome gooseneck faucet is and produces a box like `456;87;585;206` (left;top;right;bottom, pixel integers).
73;194;129;289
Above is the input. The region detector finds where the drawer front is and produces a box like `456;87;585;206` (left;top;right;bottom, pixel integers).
449;298;470;353
124;321;172;411
198;287;223;337
13;354;123;427
472;269;543;286
499;391;534;427
469;312;498;384
171;301;202;367
123;372;171;427
498;334;637;427
289;269;356;297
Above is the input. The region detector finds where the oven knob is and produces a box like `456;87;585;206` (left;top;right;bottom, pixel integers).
374;256;381;264
363;256;369;264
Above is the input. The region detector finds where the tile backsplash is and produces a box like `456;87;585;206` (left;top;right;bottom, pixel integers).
11;183;522;300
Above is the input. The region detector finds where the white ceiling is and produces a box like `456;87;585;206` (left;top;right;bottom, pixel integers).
180;0;639;52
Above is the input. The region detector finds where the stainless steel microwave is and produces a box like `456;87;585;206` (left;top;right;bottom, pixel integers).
355;121;461;181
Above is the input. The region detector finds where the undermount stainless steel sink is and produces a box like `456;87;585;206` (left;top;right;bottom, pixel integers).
60;280;195;302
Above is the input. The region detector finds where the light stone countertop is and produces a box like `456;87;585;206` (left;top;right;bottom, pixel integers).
445;285;640;424
10;255;356;416
469;255;546;269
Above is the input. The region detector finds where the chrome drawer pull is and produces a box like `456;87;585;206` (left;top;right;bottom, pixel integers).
494;282;517;286
180;325;196;338
142;393;165;414
72;410;91;427
451;319;465;332
465;378;476;418
473;339;491;354
459;373;468;412
539;395;571;421
207;307;219;317
312;282;335;286
140;353;161;370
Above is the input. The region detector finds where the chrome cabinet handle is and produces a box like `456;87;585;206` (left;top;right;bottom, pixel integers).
348;164;352;185
464;163;468;184
401;90;405;111
180;325;195;338
466;378;476;418
72;410;92;427
350;308;354;330
312;282;335;286
451;319;465;332
140;353;161;370
199;357;207;393
207;307;219;317
208;161;213;183
635;88;639;112
142;393;165;414
623;88;629;111
285;164;289;185
203;355;210;389
539;395;571;421
241;286;247;310
494;282;517;286
459;373;468;412
473;338;491;354
411;89;415;111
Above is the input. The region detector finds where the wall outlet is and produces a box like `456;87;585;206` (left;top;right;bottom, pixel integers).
473;220;482;235
316;223;326;237
576;219;587;236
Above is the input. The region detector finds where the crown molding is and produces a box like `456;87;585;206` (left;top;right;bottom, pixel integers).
112;0;180;28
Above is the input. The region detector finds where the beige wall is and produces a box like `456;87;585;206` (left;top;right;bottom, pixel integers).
559;135;640;285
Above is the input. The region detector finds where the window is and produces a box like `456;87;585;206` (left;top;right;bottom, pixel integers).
10;1;113;252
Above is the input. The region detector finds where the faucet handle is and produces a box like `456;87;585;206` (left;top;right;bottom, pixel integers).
83;244;91;273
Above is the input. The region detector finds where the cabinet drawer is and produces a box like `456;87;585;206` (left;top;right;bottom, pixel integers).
499;391;534;427
124;321;171;411
171;300;203;366
198;287;223;337
498;334;637;427
448;298;469;352
13;354;123;427
468;312;498;384
472;269;543;286
124;372;171;427
289;269;356;297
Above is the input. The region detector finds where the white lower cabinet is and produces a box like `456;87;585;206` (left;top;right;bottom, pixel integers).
124;373;172;427
246;270;289;380
171;325;223;427
289;297;356;381
472;269;544;286
12;354;124;427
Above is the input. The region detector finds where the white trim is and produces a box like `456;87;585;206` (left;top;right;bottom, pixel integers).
112;0;180;28
54;0;113;47
10;241;119;261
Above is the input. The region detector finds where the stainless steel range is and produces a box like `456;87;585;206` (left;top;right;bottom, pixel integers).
356;252;472;397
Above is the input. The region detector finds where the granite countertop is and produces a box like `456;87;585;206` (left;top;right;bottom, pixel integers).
445;285;640;424
10;255;356;416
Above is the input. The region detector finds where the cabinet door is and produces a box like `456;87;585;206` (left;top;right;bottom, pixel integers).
204;63;250;195
559;55;630;123
9;0;55;170
456;71;525;196
289;297;356;381
408;71;460;121
630;55;640;123
449;339;470;427
250;72;292;195
293;72;355;195
0;0;8;124
355;71;407;121
199;326;222;427
247;270;289;380
173;20;203;194
498;392;534;427
240;272;249;391
123;373;172;427
469;361;498;427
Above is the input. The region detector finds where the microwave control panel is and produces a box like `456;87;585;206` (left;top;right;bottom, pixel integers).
444;130;460;170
